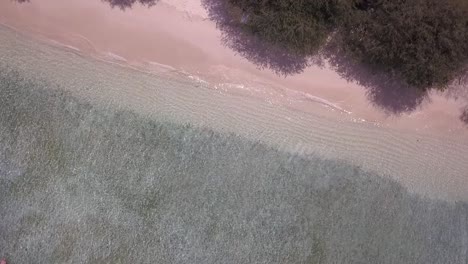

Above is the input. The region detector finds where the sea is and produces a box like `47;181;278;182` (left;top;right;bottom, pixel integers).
0;26;467;263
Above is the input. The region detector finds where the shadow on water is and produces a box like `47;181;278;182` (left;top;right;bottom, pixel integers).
1;65;468;263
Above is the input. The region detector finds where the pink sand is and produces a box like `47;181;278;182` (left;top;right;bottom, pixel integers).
0;0;467;135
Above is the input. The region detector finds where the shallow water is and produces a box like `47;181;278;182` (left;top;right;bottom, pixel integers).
1;65;467;263
2;25;468;202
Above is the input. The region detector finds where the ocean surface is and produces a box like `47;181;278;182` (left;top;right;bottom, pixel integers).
1;26;468;263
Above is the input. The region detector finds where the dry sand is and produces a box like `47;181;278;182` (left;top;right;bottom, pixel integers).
0;0;468;201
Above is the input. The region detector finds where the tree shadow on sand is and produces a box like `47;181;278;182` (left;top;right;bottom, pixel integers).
201;0;431;114
443;72;468;126
322;39;428;114
201;0;318;76
461;108;468;125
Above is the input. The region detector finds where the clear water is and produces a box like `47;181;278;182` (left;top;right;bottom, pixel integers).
1;65;467;263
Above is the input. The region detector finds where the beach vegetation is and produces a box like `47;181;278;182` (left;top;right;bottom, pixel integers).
11;0;159;9
340;0;468;89
102;0;159;9
227;0;468;90
227;0;348;55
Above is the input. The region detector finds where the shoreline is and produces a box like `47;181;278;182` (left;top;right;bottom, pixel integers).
2;2;468;261
1;1;468;201
2;60;467;263
2;24;468;202
0;0;467;135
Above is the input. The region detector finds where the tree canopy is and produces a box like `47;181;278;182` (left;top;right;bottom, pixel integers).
227;0;349;55
227;0;468;90
340;0;468;89
13;0;468;90
12;0;158;9
102;0;158;9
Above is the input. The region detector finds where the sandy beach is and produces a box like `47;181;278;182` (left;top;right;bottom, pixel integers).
0;0;467;200
1;1;468;262
1;0;468;134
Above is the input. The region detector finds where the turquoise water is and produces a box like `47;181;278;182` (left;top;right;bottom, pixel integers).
1;65;467;263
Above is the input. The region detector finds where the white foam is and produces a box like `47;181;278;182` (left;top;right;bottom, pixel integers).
48;39;80;51
287;89;352;114
187;74;209;85
106;52;127;62
147;61;177;71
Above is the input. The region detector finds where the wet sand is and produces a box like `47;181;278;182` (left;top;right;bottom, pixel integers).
0;0;467;201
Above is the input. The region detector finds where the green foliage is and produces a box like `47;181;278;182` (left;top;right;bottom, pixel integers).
227;0;348;55
341;0;468;89
102;0;158;9
13;0;159;9
227;0;468;89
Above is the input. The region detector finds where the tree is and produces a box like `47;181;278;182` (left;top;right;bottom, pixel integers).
227;0;349;55
12;0;159;9
339;0;468;89
227;0;468;89
102;0;158;9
